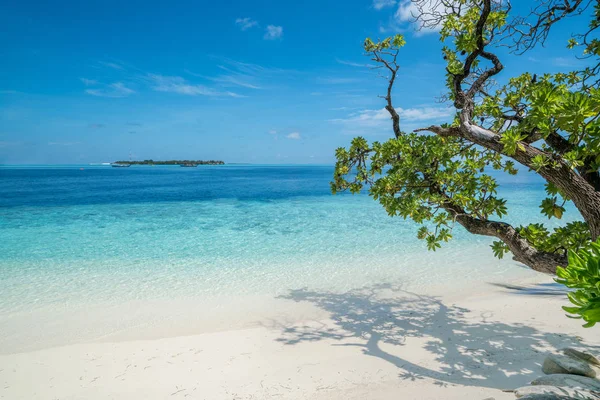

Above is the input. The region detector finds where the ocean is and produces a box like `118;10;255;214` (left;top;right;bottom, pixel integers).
0;165;576;351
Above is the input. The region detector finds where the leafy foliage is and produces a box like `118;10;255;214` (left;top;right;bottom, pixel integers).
332;1;598;271
332;132;514;250
479;72;600;173
556;239;600;327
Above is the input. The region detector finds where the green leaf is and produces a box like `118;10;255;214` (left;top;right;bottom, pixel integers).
556;238;600;327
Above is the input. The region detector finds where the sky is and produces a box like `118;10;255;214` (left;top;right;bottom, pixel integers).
0;0;593;164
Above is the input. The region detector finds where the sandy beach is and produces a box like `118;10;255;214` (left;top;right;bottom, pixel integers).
2;275;599;400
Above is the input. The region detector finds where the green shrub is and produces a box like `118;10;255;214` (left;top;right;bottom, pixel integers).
556;239;600;327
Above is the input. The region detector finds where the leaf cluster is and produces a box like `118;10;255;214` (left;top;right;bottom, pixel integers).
332;132;515;251
364;34;406;53
556;238;600;327
492;221;591;258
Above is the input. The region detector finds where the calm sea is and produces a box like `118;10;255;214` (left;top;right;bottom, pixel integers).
0;165;575;350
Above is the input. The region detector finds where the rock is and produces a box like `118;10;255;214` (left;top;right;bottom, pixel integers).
531;374;600;391
562;348;600;367
514;385;599;399
519;394;583;400
542;354;600;378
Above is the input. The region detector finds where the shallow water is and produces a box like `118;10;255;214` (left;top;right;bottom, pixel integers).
0;165;579;350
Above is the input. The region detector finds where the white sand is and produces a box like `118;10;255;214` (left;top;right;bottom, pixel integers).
1;276;599;400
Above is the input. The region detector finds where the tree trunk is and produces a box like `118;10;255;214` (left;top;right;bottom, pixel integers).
545;164;600;242
454;215;567;274
433;185;567;274
456;121;600;241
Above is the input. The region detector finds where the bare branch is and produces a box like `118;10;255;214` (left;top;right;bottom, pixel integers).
371;47;401;137
505;0;593;53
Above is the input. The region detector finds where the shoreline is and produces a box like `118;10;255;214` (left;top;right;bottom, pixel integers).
2;273;599;400
0;263;543;355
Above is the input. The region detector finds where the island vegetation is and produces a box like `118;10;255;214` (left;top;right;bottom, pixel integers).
114;159;225;166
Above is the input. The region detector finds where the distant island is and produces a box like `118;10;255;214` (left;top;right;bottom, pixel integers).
113;159;225;166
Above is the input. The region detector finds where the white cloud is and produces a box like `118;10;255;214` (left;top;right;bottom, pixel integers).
99;61;125;70
524;56;585;68
190;57;298;91
373;0;396;10
394;0;419;21
84;57;284;99
211;56;297;75
147;74;243;97
374;0;452;34
395;0;448;33
187;65;263;90
330;106;453;133
264;25;283;40
552;57;584;68
286;132;301;140
330;106;360;111
336;58;368;68
378;22;405;34
330;108;390;129
268;129;277;135
80;78;98;86
399;106;454;121
235;17;258;31
85;82;135;98
0;90;20;94
204;73;261;89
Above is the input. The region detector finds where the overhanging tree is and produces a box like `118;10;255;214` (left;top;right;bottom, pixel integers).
332;0;600;274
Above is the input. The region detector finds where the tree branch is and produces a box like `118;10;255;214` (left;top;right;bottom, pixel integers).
506;0;592;54
372;49;401;138
545;131;600;191
417;122;600;240
432;184;566;273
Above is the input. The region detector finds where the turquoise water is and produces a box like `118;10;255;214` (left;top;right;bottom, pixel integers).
0;165;580;349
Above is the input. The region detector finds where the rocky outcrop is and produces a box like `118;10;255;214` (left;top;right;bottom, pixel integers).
510;348;600;400
562;349;600;368
542;354;599;378
514;385;599;399
518;394;588;400
531;374;600;392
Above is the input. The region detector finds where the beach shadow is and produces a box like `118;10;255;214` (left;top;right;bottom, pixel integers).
274;283;600;390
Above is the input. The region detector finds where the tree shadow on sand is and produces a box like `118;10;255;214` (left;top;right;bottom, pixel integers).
275;283;600;390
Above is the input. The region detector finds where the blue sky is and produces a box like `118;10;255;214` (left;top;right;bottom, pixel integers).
0;0;592;164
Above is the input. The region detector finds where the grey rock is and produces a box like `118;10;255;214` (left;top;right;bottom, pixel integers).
562;348;600;367
515;385;599;399
542;354;600;378
531;374;600;391
519;395;584;400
